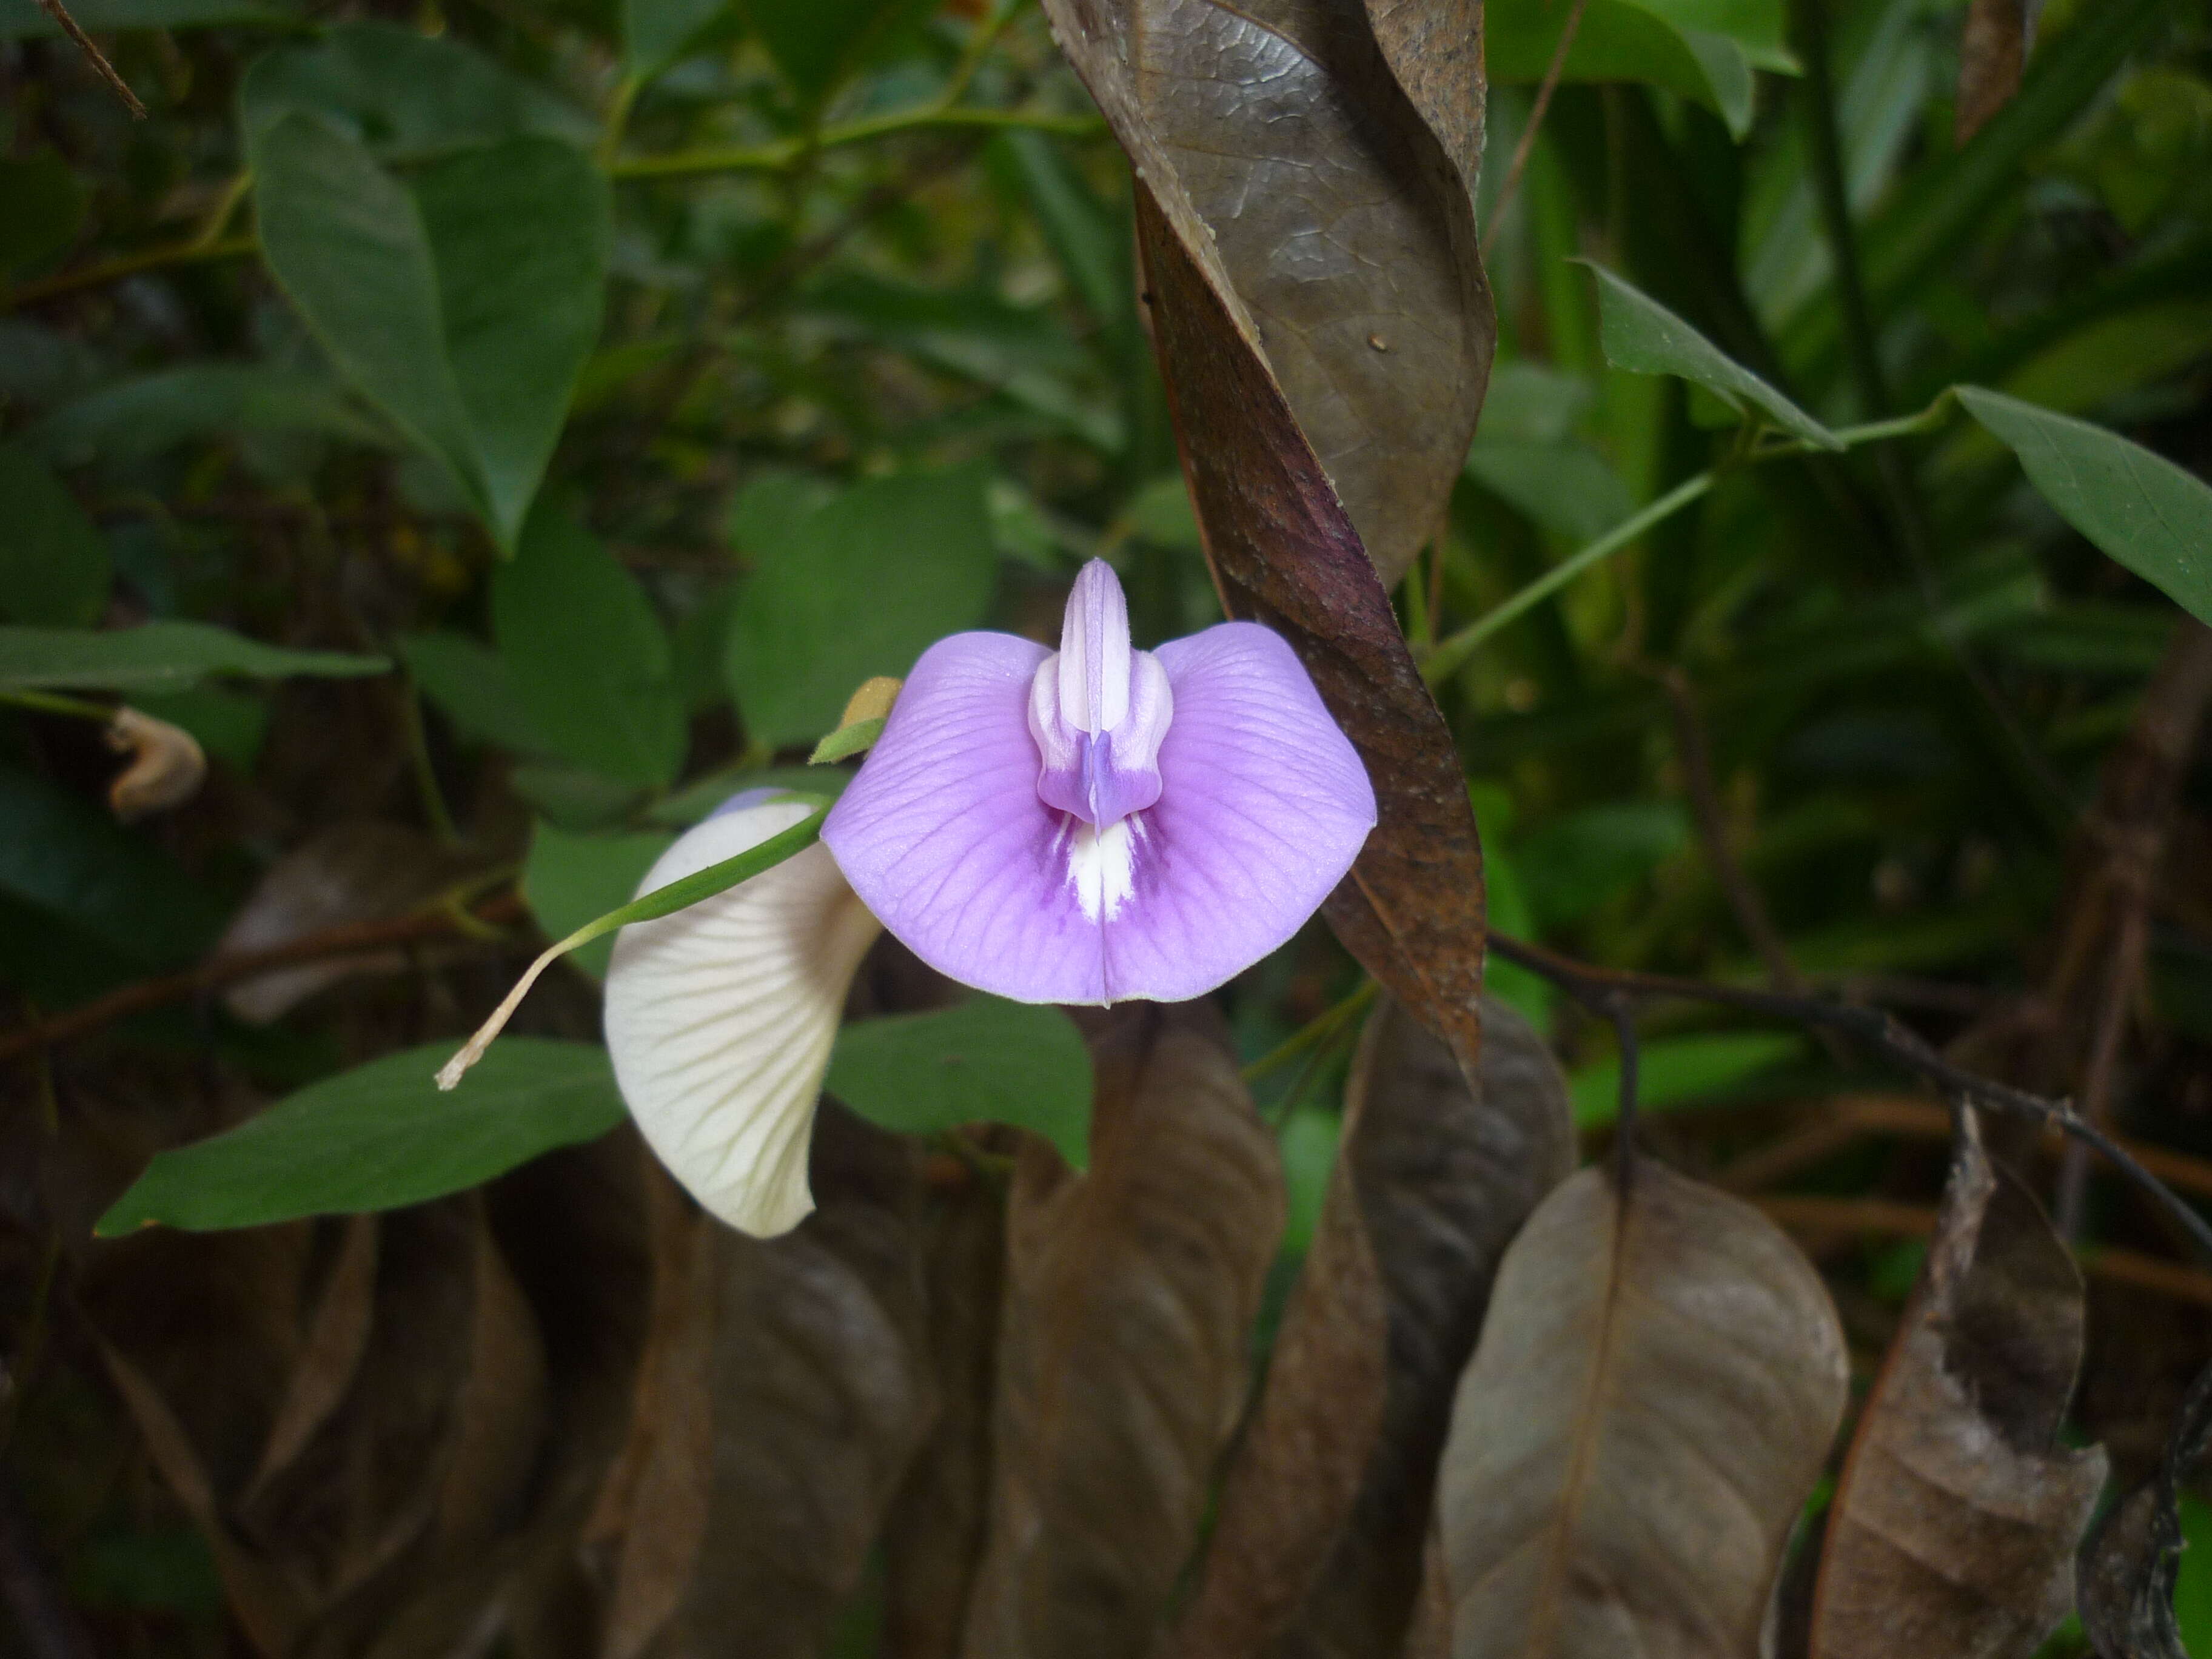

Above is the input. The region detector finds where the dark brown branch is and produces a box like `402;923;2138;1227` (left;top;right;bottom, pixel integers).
1486;930;2212;1266
0;893;527;1064
31;0;146;117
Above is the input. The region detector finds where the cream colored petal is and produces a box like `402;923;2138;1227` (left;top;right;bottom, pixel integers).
604;800;880;1236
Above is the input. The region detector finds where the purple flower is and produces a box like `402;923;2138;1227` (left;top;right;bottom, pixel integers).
605;559;1374;1233
824;560;1375;1003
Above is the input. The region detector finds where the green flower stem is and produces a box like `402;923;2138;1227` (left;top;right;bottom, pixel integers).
1243;979;1378;1085
1421;393;1960;687
435;800;831;1091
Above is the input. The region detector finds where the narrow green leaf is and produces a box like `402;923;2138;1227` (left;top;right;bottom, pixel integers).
397;630;554;754
726;466;999;746
0;621;387;693
251;112;484;517
808;716;885;765
1959;386;2212;625
249;111;606;551
23;365;393;468
1465;440;1637;546
492;504;687;787
412;138;609;548
0;446;109;625
740;0;923;103
624;0;728;73
523;820;674;979
1580;263;1841;449
1489;0;1753;136
240;22;597;163
96;1039;626;1234
826;996;1093;1170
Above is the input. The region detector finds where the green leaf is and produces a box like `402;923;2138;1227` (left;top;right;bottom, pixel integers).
624;0;728;73
826;996;1093;1170
808;716;885;765
1489;0;1755;138
1519;801;1692;929
0;446;109;625
492;504;687;787
0;153;86;277
0;767;225;968
95;1038;626;1233
1581;263;1841;448
0;0;273;38
130;686;269;770
740;0;924;104
645;764;837;826
240;22;595;163
726;466;999;746
1958;386;2212;625
397;630;554;754
1465;440;1637;546
250;113;608;550
988;132;1131;335
24;365;392;468
0;621;387;693
523;820;674;979
1570;1031;1804;1129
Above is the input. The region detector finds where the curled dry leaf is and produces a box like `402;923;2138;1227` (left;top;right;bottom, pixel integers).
587;1162;717;1659
249;1213;382;1499
218;822;489;1024
659;1104;939;1659
1164;996;1574;1659
2080;1359;2212;1659
1954;0;2026;144
1440;1159;1848;1659
1810;1112;2108;1659
957;1004;1283;1659
880;1159;1010;1659
105;705;207;819
1049;0;1493;1057
1041;0;1492;590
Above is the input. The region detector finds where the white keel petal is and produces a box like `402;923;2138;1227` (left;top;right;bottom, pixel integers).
605;800;881;1236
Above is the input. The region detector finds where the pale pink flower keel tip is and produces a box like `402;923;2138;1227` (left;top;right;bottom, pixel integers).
604;560;1375;1234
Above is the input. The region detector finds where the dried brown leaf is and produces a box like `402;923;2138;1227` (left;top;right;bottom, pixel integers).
1810;1113;2108;1659
1954;0;2026;144
99;1339;315;1657
1136;187;1489;1064
882;1167;1009;1659
1042;0;1492;589
1441;1159;1848;1659
958;1004;1284;1659
250;1213;382;1497
105;705;207;819
661;1104;939;1659
592;1167;716;1659
1165;996;1573;1659
435;1203;551;1549
218;823;485;1024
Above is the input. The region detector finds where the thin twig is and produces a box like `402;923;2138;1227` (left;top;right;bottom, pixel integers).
1482;0;1590;254
5;234;255;309
32;0;145;117
0;893;526;1064
1487;930;2212;1265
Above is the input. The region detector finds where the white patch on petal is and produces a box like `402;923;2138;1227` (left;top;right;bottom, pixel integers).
1066;815;1137;922
605;800;880;1237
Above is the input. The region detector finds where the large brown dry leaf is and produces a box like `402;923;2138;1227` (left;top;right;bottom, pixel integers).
1440;1159;1848;1659
218;822;486;1023
588;1165;717;1659
957;1004;1284;1659
249;1213;382;1498
2080;1358;2212;1659
1165;996;1574;1659
1042;0;1490;589
1810;1114;2108;1659
1137;188;1489;1064
1062;0;1494;1064
660;1103;939;1659
881;1166;1009;1659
